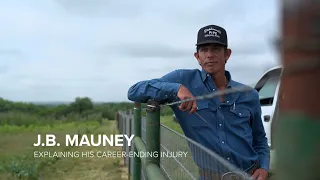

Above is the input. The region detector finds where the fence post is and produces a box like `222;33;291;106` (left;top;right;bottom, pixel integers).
276;0;320;179
133;103;141;180
145;100;161;166
127;111;132;179
115;112;119;130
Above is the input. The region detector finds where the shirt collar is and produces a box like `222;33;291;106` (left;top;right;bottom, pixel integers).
201;68;237;88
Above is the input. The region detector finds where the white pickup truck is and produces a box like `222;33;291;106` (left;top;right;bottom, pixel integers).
254;65;282;149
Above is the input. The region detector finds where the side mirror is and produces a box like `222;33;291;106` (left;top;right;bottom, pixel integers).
264;115;271;122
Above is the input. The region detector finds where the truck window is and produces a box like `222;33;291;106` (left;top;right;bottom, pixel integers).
256;70;281;106
259;76;279;99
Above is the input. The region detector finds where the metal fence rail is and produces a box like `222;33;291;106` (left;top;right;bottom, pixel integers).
117;100;251;180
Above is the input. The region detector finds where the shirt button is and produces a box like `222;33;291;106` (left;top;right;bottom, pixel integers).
226;101;229;103
219;106;221;109
212;89;215;91
221;141;225;144
219;124;222;127
227;157;230;160
239;113;242;116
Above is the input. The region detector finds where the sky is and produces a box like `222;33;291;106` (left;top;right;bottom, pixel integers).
0;0;281;102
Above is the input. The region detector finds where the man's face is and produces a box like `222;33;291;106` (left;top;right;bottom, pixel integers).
194;44;232;74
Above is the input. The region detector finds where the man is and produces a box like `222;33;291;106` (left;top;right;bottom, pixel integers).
127;25;270;180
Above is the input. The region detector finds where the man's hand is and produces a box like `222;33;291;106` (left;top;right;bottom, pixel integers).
177;85;197;114
251;168;268;180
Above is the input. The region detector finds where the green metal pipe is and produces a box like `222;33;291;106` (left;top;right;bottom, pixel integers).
134;136;147;167
145;163;167;180
134;136;167;179
146;100;161;166
134;103;142;137
275;114;320;180
133;103;142;180
134;136;168;180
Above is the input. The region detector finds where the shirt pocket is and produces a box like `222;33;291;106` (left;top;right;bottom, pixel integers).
228;107;251;119
226;106;252;136
196;100;209;111
194;101;213;125
192;101;217;146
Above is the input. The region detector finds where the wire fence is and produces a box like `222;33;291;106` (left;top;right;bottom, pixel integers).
117;109;252;180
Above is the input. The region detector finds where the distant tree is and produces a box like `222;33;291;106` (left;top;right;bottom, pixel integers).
70;97;94;114
53;104;72;118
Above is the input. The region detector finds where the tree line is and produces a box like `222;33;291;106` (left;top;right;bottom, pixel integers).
0;97;174;123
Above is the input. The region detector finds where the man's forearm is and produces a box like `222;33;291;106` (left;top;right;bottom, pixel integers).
127;79;181;103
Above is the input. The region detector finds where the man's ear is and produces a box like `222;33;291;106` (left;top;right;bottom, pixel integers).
194;52;201;64
225;48;232;64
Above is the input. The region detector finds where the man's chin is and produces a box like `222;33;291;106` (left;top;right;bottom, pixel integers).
204;68;221;74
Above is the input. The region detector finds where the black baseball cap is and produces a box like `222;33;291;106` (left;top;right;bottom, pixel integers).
196;25;228;47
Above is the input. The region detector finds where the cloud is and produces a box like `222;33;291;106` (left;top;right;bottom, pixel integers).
53;0;144;18
0;48;24;75
102;37;271;60
103;43;192;59
0;66;9;75
0;49;22;56
0;0;280;102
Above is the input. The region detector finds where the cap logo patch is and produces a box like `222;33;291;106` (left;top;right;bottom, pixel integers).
204;27;221;38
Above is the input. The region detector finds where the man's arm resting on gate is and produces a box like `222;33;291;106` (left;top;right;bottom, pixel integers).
251;91;270;171
127;70;182;103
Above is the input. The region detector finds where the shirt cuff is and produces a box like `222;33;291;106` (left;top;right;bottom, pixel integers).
259;157;270;172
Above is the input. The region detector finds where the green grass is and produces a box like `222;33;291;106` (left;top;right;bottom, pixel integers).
0;117;128;180
160;115;183;134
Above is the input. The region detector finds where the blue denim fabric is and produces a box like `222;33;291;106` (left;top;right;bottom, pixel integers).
127;69;270;173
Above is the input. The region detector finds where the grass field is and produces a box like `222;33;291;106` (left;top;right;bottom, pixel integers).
0;119;128;180
0;112;275;180
160;115;183;134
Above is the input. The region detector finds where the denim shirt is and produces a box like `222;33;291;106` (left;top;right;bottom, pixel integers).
127;69;270;173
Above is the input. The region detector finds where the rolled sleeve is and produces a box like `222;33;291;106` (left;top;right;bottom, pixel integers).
127;70;182;103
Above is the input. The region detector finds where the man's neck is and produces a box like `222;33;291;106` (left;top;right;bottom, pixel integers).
210;70;228;103
210;71;227;90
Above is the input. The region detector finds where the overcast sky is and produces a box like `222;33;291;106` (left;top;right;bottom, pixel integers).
0;0;280;102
